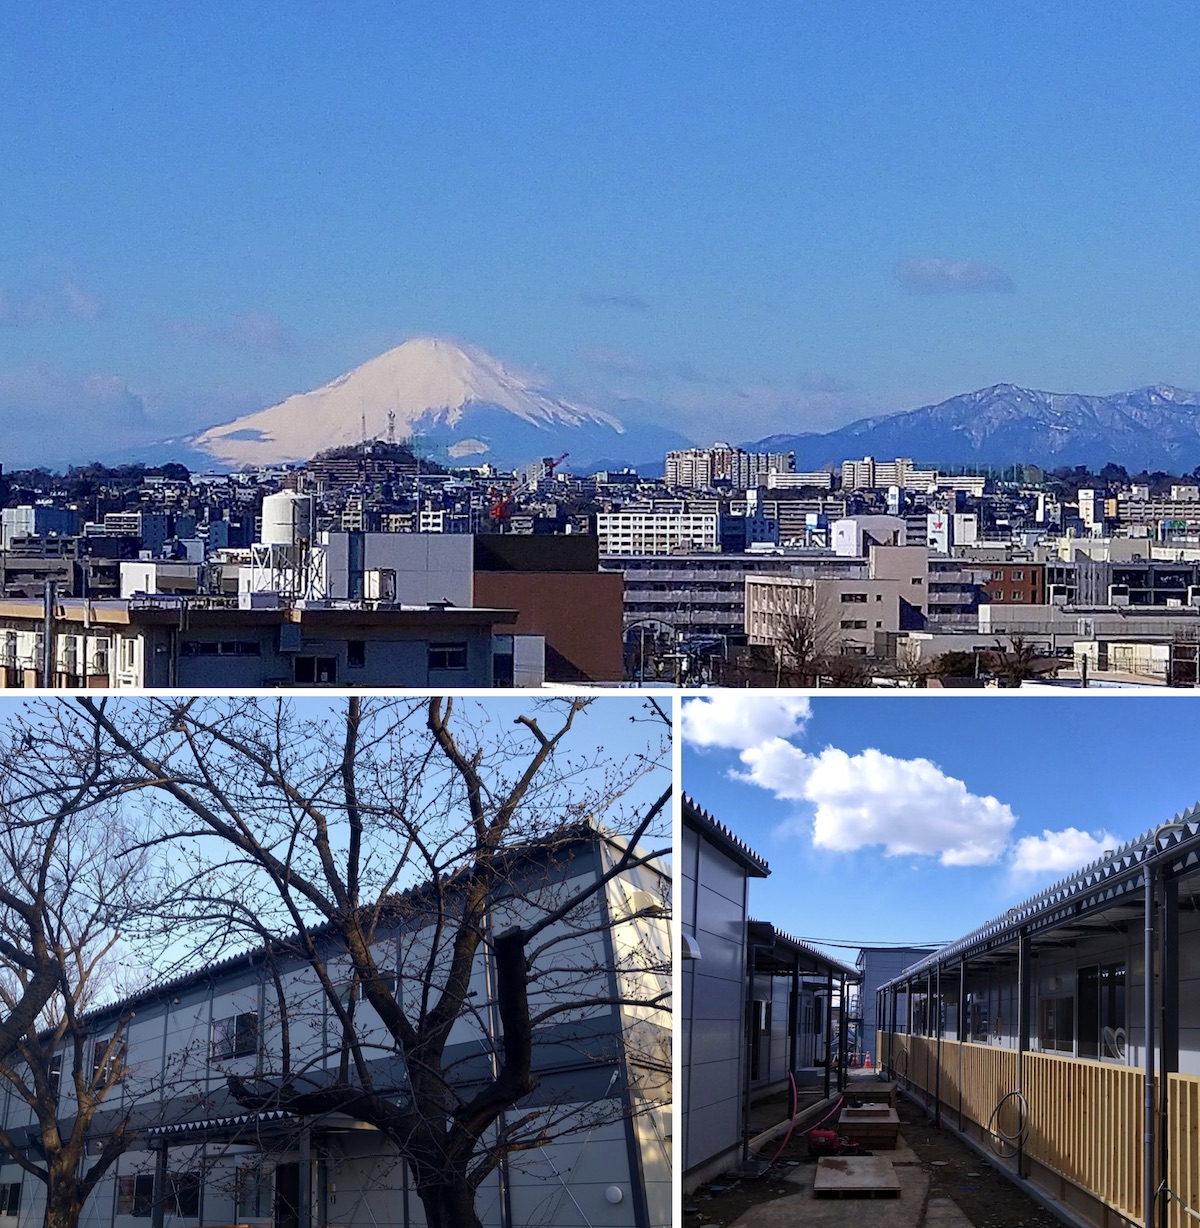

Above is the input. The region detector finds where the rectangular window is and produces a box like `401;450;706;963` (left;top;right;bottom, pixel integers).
211;1011;259;1060
428;642;468;671
293;655;338;685
0;1184;20;1217
1101;963;1126;1058
1078;963;1125;1058
335;973;397;1009
117;1175;154;1217
1039;997;1074;1052
1011;591;1022;601
49;1052;62;1098
346;640;366;669
1012;569;1024;580
92;1035;125;1086
839;593;867;603
170;1172;201;1218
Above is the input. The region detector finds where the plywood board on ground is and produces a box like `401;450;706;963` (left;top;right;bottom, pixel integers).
814;1155;902;1198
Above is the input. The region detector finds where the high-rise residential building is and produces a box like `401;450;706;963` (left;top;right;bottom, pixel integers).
665;444;794;490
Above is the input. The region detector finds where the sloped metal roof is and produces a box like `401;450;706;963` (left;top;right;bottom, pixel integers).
748;919;860;980
683;794;770;876
883;802;1200;987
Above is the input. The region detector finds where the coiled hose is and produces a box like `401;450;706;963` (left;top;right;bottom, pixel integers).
986;1089;1029;1158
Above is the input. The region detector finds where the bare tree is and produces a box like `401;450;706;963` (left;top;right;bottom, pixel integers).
0;789;149;1228
65;695;670;1228
770;583;839;686
0;716;126;1067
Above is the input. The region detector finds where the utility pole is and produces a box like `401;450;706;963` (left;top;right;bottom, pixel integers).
41;579;55;687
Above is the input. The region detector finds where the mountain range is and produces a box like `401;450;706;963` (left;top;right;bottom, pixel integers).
748;383;1200;474
185;341;1200;476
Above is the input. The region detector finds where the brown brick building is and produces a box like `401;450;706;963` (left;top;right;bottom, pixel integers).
981;561;1045;605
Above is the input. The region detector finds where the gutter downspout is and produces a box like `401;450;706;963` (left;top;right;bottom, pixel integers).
837;974;849;1093
1016;927;1031;1181
1159;871;1179;1228
958;957;968;1129
888;985;898;1079
823;970;833;1101
934;963;942;1127
1144;862;1155;1228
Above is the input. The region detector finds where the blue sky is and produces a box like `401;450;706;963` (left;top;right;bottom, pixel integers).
681;694;1200;960
4;3;1200;463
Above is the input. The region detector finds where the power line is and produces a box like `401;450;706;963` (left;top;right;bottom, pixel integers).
792;936;950;950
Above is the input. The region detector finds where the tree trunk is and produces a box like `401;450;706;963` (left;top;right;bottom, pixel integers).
415;1178;484;1228
44;1188;85;1228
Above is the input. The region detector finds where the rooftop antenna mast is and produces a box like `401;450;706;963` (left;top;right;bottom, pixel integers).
387;409;396;445
361;411;368;445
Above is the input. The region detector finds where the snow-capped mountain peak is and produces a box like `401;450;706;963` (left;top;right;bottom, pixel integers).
193;336;624;468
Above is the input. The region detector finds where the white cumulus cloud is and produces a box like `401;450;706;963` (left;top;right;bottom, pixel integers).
801;747;1017;866
1010;826;1119;876
681;695;811;751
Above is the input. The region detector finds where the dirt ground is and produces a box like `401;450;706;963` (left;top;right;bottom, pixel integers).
684;1090;1064;1228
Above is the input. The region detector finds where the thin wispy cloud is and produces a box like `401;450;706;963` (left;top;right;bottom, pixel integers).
0;280;105;326
895;258;1015;294
0;365;154;465
172;312;294;354
577;345;661;378
578;291;650;312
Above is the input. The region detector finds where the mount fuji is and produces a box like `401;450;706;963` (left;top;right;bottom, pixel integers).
192;337;687;471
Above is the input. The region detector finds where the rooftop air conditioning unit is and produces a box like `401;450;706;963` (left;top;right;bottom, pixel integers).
363;568;397;602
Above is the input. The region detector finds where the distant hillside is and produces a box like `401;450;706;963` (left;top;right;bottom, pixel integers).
747;383;1200;472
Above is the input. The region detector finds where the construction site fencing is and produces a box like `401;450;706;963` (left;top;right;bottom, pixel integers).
881;1033;1153;1224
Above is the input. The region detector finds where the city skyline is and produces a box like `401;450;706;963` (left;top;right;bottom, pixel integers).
4;4;1200;466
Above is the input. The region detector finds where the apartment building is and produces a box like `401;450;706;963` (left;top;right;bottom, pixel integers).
596;512;720;556
980;561;1046;605
0;826;671;1228
681;797;856;1191
0;598;521;689
664;445;794;490
745;545;929;657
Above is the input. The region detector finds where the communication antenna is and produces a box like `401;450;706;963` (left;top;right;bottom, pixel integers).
387;409;396;445
361;411;368;444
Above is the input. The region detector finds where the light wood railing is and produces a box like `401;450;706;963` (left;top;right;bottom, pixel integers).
881;1033;1146;1223
1168;1073;1200;1228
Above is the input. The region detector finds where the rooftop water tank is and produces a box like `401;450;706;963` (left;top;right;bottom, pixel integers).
261;492;315;547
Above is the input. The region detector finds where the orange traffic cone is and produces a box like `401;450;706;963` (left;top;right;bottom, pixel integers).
864;1051;872;1070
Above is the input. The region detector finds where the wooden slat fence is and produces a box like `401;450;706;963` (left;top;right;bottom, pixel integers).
1024;1051;1143;1223
1169;1073;1200;1228
881;1034;1147;1223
